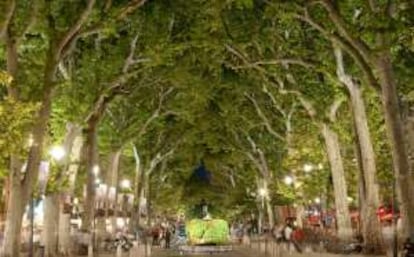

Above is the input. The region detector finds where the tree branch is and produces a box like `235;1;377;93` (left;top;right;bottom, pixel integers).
296;94;317;118
122;32;140;73
328;97;345;122
135;87;174;139
245;93;285;141
245;152;266;178
366;0;379;12
56;0;96;60
252;59;315;69
0;0;15;40
262;85;286;117
312;0;373;64
84;31;143;123
333;45;357;92
116;0;147;20
296;13;381;93
148;148;175;175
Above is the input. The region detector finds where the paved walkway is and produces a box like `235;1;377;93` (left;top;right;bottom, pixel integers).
151;246;269;257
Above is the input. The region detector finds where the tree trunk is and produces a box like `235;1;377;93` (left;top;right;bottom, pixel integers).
354;127;366;237
321;123;353;241
42;123;81;257
44;193;59;257
263;180;274;229
404;114;414;176
296;205;305;228
59;132;83;256
376;54;414;237
58;213;71;256
144;171;151;226
106;150;122;188
347;85;384;251
138;169;149;226
2;84;54;257
131;146;142;231
1;177;24;257
334;46;383;249
81;121;98;234
104;149;122;234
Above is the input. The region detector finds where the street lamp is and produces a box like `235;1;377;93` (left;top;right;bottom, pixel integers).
120;179;131;190
258;188;268;198
49;145;65;161
284;175;294;186
303;164;313;173
92;165;100;176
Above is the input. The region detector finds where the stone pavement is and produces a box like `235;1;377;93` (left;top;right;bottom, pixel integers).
71;239;390;257
150;246;270;257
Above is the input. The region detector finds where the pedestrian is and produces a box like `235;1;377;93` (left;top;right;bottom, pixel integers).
165;226;171;249
283;219;303;253
273;224;284;243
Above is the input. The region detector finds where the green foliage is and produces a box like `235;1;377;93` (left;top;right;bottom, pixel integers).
0;72;39;177
2;0;412;219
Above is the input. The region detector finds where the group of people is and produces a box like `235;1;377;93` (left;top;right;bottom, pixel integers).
272;218;304;252
148;216;187;249
229;217;304;252
150;221;173;248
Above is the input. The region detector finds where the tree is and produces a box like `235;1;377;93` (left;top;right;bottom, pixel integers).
279;0;414;237
1;2;96;255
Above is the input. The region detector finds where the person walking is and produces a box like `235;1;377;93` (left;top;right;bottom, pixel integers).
283;219;302;253
165;226;171;249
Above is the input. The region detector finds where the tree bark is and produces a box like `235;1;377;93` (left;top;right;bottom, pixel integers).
44;193;59;257
376;53;414;237
57;125;82;256
58;213;71;256
2;84;54;257
1;3;98;256
104;149;122;234
404;114;414;176
143;171;150;226
131;145;142;231
1;175;24;257
59;132;82;256
81;121;98;234
353;119;366;236
263;180;274;229
321;123;353;241
348;85;384;251
334;47;384;250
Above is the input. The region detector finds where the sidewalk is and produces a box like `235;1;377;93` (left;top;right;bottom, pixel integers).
246;240;387;257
